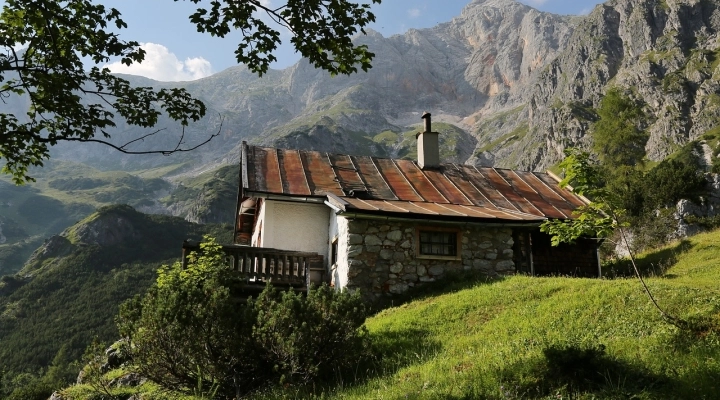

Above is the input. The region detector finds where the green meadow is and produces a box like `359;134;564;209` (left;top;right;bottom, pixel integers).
60;228;720;399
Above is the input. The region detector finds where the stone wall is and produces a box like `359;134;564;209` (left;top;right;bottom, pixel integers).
340;218;515;298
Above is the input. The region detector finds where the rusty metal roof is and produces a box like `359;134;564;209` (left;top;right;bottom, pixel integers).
242;144;588;223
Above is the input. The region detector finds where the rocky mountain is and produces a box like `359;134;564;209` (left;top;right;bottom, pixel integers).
7;0;576;173
6;0;720;175
523;0;720;170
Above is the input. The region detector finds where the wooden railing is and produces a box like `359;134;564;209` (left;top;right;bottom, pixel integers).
182;241;323;286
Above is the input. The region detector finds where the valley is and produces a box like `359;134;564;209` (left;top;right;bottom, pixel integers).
3;0;720;398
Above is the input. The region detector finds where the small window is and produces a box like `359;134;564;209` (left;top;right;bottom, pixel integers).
331;237;339;265
418;230;458;256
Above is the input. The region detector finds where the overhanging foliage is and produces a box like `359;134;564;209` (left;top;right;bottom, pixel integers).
0;0;381;183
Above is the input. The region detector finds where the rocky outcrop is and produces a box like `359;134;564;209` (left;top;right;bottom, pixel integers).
20;205;146;274
71;214;139;246
523;0;720;170
161;165;238;225
674;173;720;237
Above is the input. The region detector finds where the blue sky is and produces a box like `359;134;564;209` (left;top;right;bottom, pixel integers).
4;0;607;80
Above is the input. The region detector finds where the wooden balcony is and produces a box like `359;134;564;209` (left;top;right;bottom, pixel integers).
182;241;324;288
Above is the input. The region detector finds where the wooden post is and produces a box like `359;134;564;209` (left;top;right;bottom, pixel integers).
181;240;192;269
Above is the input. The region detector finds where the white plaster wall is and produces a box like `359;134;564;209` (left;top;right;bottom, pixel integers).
260;200;331;262
329;214;350;288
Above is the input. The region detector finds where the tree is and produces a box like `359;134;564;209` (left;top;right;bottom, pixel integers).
0;0;381;184
592;87;648;167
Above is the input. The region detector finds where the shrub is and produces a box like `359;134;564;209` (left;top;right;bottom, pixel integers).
117;237;261;399
254;284;369;385
116;236;369;399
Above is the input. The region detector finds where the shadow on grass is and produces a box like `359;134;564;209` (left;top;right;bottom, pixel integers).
363;327;442;379
670;313;720;350
370;270;506;313
603;239;693;279
498;343;671;399
281;328;442;398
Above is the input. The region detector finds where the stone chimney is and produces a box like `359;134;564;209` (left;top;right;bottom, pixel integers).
416;112;439;169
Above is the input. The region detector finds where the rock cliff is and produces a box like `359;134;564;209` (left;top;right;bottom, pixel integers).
7;0;720;174
524;0;720;170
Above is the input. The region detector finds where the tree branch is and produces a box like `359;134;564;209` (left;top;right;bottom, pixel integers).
34;116;224;156
612;210;689;330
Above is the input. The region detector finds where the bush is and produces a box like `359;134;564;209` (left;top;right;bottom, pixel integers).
117;236;369;399
644;158;706;210
254;284;369;385
117;237;262;398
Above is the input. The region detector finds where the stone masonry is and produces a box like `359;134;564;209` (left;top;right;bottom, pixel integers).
342;218;515;297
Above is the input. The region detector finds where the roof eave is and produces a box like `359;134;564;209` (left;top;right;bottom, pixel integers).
330;208;547;227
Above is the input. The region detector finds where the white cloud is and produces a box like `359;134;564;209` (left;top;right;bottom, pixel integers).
103;43;213;82
408;8;421;18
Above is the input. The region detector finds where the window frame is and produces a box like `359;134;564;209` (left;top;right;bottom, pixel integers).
330;236;339;266
414;226;462;261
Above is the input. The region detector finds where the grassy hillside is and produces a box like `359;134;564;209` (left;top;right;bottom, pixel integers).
62;227;720;399
0;205;232;380
373;122;476;163
328;231;720;399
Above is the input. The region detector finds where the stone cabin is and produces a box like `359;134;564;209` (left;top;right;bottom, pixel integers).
234;113;600;298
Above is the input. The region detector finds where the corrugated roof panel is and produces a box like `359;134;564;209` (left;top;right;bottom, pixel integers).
245;146;258;191
416;202;466;216
340;199;545;221
483;168;544;216
278;149;311;196
453;204;538;220
424;169;473;205
496;169;565;218
452;204;501;219
511;171;576;218
328;154;366;193
521;172;580;216
255;147;284;193
243;144;591;222
378;201;413;213
443;166;491;207
344;199;399;213
343;198;435;215
300;150;343;196
374;158;424;202
461;166;518;210
394;159;449;203
394;202;440;215
532;172;588;209
351;156;398;200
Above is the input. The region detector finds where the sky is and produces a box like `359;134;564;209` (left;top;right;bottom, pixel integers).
4;0;607;81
